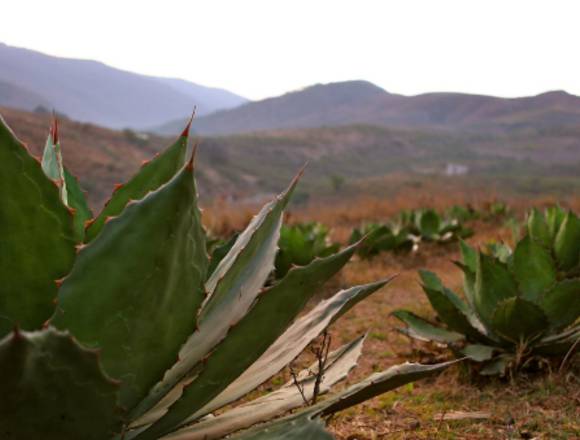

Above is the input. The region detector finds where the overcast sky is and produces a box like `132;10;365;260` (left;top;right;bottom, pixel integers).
3;0;579;100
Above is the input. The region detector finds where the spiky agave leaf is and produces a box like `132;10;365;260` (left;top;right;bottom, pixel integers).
84;117;193;242
51;154;208;412
41;117;93;242
0;115;75;338
229;361;457;440
162;335;366;440
0;328;123;439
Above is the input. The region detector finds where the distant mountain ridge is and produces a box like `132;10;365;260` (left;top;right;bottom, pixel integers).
0;43;248;129
155;80;580;136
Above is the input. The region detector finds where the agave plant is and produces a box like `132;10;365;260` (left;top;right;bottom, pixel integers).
274;222;340;279
393;207;580;375
0;114;454;439
349;223;415;259
408;209;473;243
445;204;479;223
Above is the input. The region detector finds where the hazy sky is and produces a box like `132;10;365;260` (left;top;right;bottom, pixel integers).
3;0;579;100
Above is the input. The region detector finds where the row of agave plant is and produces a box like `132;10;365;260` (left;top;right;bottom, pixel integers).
1;112;578;439
0;114;454;440
349;208;474;258
208;206;478;281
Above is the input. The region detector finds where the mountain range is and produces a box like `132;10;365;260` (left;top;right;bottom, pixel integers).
0;43;247;129
157;80;580;136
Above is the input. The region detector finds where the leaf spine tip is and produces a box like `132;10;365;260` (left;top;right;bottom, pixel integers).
84;218;95;229
140;159;150;168
104;216;115;225
114;183;124;191
51;112;59;145
185;151;195;171
75;243;87;252
181;108;196;138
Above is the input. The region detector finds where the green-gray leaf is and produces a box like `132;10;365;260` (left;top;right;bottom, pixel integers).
51;158;207;412
491;297;548;343
527;208;551;247
539;279;580;330
134;243;359;437
162;336;365;440
131;173;300;423
512;235;556;303
64;168;93;242
0;115;75;337
461;344;496;362
553;211;580;271
0;328;123;440
475;253;519;327
85;128;190;242
391;310;464;344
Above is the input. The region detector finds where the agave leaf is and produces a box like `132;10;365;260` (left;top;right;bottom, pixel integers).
535;325;580;355
314;360;456;416
41;120;67;204
85;125;190;242
207;233;238;277
131;173;300;423
545;206;566;241
231;360;456;440
64;168;93;243
391;310;464;343
539;279;580;330
63;169;93;242
134;243;359;436
457;240;478;307
461;344;496;362
419;270;491;343
187;278;392;424
553;211;580;271
474;253;519;327
0;115;75;337
162;336;365;440
417;210;440;239
0;328;123;440
232;416;334;440
512;235;557;303
51;158;207;412
459;240;477;273
491;297;548;343
480;355;511;376
527;208;551;247
40;120;93;242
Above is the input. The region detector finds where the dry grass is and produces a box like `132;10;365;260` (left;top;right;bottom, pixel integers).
211;192;580;439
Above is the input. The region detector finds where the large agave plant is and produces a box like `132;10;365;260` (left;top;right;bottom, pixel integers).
393;207;580;375
0;114;453;439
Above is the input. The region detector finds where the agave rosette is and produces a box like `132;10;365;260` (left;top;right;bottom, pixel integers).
0;114;454;439
393;207;580;375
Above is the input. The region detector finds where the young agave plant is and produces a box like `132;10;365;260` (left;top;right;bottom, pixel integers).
349;223;414;259
274;222;340;279
408;209;473;243
393;207;580;375
0;114;454;440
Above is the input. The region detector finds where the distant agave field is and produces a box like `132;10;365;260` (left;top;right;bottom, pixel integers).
0;109;578;439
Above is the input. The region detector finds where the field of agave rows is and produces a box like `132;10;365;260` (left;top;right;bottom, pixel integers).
0;113;578;439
